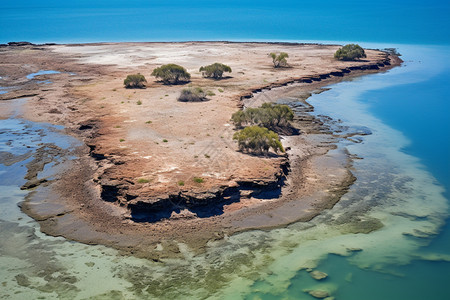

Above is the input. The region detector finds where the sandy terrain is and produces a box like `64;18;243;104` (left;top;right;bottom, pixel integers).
0;42;401;257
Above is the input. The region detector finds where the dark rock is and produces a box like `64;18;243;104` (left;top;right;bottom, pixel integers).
48;108;61;114
330;71;344;77
79;124;93;130
21;178;48;190
101;182;121;202
8;41;34;46
348;66;362;70
78;119;98;131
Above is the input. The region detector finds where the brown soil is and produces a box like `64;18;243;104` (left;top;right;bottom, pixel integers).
0;42;401;259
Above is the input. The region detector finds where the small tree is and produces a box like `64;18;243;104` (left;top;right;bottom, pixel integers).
264;103;294;128
334;44;367;61
269;52;289;68
123;74;147;88
231;103;294;130
233;126;284;154
199;63;232;79
178;87;208;102
231;110;246;128
151;64;191;84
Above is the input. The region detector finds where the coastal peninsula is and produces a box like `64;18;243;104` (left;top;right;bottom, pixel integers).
0;42;401;258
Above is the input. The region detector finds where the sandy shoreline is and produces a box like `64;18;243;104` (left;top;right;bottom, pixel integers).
0;42;401;258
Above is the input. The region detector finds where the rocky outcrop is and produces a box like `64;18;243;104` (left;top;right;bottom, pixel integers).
310;270;328;280
78;111;292;222
109;158;290;222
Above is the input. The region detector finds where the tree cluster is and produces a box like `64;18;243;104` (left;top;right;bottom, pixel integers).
231;103;294;131
233;126;284;154
123;74;147;88
151;64;191;84
231;103;294;155
199;63;232;79
334;44;367;61
125;43;368;89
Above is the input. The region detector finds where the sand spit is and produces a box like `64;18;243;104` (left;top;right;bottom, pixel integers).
0;42;401;257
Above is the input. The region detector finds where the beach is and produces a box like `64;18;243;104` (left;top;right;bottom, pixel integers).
0;42;401;258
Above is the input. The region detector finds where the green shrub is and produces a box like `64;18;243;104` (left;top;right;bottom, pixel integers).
124;74;147;88
269;52;289;68
178;87;208;102
231;103;294;130
151;64;191;84
199;63;232;79
178;180;185;186
334;44;367;61
193;177;204;183
233;126;284;154
137;178;150;183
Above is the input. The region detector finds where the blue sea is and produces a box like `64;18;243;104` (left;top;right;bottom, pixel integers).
1;0;449;45
0;1;449;299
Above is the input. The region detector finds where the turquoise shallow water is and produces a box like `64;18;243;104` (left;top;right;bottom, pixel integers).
0;1;449;299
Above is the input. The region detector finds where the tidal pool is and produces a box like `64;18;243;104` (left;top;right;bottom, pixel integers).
26;70;61;80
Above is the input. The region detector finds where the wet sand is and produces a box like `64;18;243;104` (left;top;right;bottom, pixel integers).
0;42;401;258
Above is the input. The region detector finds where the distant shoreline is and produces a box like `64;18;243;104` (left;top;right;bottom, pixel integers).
2;40;345;47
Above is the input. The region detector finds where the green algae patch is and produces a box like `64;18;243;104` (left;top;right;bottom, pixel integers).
340;218;384;234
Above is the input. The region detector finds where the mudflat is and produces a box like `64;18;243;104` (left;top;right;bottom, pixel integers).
0;42;401;258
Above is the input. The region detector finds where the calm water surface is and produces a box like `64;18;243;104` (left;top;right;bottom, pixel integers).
1;0;449;45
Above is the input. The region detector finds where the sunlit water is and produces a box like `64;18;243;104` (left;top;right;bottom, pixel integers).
25;70;61;80
0;44;448;299
1;1;449;45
